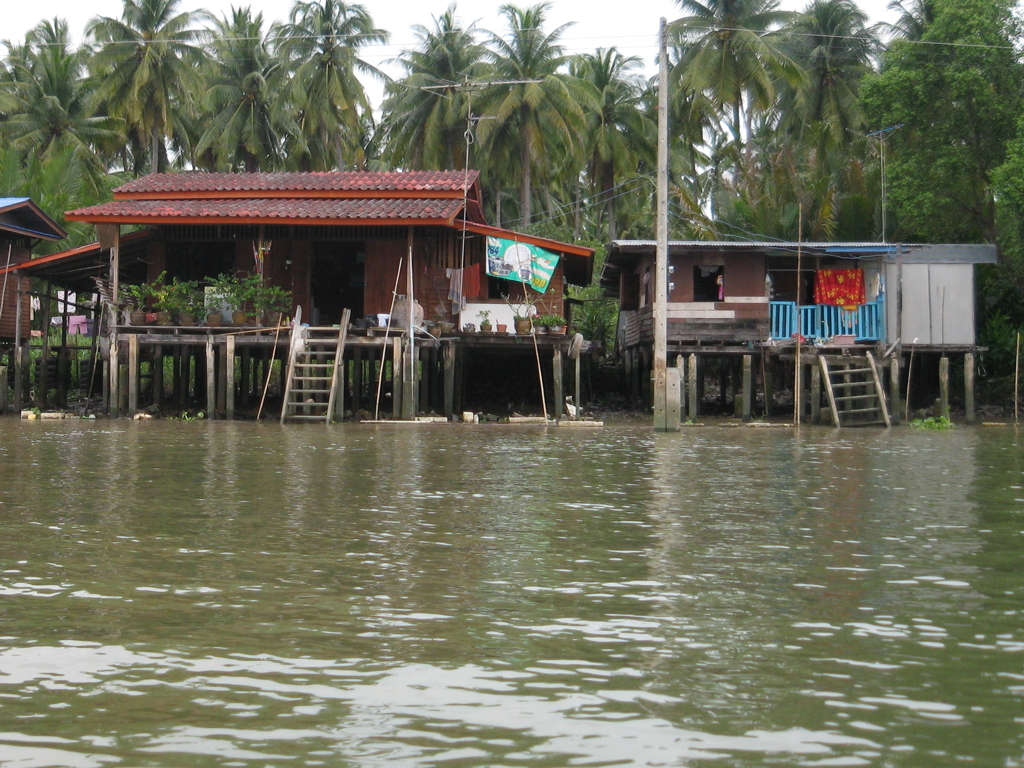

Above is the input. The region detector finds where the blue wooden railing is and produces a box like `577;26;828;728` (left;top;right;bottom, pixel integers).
769;297;885;342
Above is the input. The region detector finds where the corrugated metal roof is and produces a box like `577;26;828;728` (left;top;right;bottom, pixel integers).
608;240;997;263
609;240;899;251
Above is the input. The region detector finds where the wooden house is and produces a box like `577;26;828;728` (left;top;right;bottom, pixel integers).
602;240;996;424
3;172;593;419
0;198;66;341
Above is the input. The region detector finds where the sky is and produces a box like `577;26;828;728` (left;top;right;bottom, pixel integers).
5;0;897;107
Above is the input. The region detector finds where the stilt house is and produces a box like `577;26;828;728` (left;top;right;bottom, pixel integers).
602;240;996;424
2;172;593;420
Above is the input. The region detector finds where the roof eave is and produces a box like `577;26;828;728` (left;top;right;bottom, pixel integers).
65;214;461;227
113;188;470;202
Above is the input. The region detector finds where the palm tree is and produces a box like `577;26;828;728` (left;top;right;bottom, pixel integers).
195;7;294;172
87;0;209;175
571;49;654;241
671;0;801;151
778;0;878;148
379;4;486;170
0;19;121;189
274;0;388;170
881;0;934;40
477;3;592;226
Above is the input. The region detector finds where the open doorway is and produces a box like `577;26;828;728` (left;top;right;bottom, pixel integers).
693;265;723;302
311;242;365;325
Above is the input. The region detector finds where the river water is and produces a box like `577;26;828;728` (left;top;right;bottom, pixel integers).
0;420;1022;767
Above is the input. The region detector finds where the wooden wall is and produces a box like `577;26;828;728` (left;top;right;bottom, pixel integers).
0;275;30;340
0;240;33;340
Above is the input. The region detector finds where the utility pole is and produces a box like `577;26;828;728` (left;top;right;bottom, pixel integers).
653;18;671;431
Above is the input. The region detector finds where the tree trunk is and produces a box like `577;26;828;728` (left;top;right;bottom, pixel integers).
519;134;532;226
601;160;617;242
150;127;160;174
574;176;582;240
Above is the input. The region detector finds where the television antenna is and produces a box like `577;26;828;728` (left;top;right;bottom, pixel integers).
867;125;902;243
418;78;541;279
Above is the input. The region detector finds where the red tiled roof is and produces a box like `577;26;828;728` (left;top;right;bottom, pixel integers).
66;198;465;225
114;171;480;197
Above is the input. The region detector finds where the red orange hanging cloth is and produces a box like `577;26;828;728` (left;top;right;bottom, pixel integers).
814;269;866;310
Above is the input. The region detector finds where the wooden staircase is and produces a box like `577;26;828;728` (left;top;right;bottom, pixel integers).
819;351;891;428
280;309;350;424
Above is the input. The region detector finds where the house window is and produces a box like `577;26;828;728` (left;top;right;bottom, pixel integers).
694;266;724;302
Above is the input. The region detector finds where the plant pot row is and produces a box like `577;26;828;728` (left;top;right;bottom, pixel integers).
127;310;284;327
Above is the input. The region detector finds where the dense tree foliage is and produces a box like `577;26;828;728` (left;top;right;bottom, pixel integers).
2;0;1024;346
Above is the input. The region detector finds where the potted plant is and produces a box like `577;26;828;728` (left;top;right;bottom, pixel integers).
535;314;567;334
154;277;200;326
203;289;225;326
210;272;260;325
179;283;206;326
253;283;292;326
505;289;540;334
119;282;151;325
476;309;493;333
142;272;176;325
463;323;476;334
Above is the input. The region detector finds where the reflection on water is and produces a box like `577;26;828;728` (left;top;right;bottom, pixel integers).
0;420;1022;766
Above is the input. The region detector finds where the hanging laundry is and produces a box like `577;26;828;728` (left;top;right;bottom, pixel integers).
446;267;466;313
814;269;866;309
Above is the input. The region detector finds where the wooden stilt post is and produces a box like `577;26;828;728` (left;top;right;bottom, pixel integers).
811;362;822;424
352;345;363;412
13;277;23;410
552;345;563;419
109;337;121;418
675;354;685;425
128;333;139;415
390;336;402;418
964;352;975;424
742;354;753;421
240;347;250;407
117;361;128;415
38;282;52;410
226;336;236;420
454;344;465;414
443;342;455;418
762;351;773;417
418;346;429;413
153;346;163;412
206;338;216;418
666;354;681;429
939;355;949;420
57;309;68;409
889;355;901;425
687;352;699;421
0;365;7;413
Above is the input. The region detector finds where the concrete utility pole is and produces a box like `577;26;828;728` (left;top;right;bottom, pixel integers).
653;17;671;431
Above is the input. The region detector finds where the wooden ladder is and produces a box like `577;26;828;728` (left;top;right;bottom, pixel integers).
280;309;350;424
819;350;891;428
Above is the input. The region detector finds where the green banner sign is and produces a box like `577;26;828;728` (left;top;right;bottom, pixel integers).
485;237;560;293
